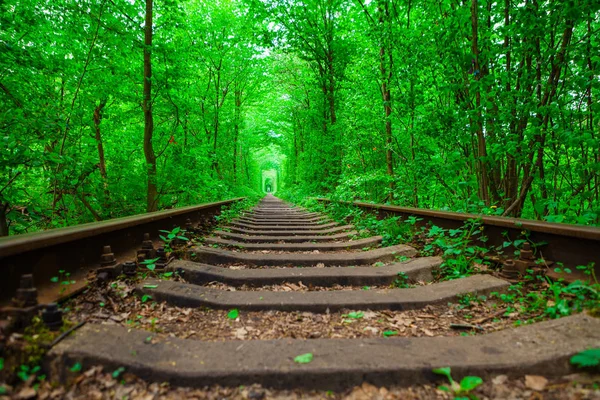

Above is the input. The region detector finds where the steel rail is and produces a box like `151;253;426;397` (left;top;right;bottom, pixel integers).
0;198;245;304
315;198;600;274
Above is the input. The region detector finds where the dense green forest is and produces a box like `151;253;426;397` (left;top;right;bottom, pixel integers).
1;0;599;236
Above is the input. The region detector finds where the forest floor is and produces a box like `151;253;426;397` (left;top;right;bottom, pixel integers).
1;197;599;400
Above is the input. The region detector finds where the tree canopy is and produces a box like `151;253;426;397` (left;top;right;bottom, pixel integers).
1;0;599;235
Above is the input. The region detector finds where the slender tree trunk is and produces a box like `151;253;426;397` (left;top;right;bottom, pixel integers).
503;0;518;211
378;0;394;200
471;0;490;205
0;203;8;237
143;0;158;212
503;19;574;217
233;88;241;183
93;99;109;203
587;16;598;203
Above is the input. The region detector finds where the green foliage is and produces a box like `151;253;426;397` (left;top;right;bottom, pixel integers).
17;364;41;382
2;0;599;237
490;271;599;320
69;362;82;373
433;367;483;400
141;294;152;303
275;0;600;226
570;348;600;369
112;367;126;379
544;279;599;319
424;219;489;281
393;272;412;289
50;269;76;295
293;353;313;364
140;258;160;272
298;200;492;282
0;0;265;237
227;309;239;319
343;311;364;320
216;198;261;224
159;227;188;251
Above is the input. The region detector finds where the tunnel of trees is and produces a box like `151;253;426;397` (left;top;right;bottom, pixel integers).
1;0;599;236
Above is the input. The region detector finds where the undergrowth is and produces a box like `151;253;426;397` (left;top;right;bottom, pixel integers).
285;196;600;321
215;197;261;225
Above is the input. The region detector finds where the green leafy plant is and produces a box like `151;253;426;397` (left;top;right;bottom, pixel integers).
570;348;600;369
140;257;160;272
426;219;489;281
393;272;412;288
576;262;598;284
17;364;41;382
545;278;599;319
50;269;76;294
294;353;313;364
112;366;126;379
433;367;483;399
228;309;239;319
342;311;364;321
159;227;189;251
69;362;82;373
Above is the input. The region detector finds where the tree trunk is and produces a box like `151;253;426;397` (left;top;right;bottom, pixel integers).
470;0;490;205
378;0;394;200
233;88;241;183
93;99;109;203
0;203;8;237
143;0;158;212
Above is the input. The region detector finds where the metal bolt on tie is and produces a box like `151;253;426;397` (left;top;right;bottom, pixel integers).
142;233;154;250
123;261;137;276
520;242;534;261
12;274;38;308
100;245;117;267
42;303;63;331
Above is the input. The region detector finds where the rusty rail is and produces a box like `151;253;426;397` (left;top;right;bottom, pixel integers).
315;198;600;274
0;198;245;304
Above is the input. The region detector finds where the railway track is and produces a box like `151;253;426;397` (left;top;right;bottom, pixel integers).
0;195;598;398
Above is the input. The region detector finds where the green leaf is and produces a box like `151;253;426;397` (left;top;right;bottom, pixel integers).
294;353;313;364
0;358;3;371
227;309;239;319
50;277;59;283
345;311;364;319
432;367;453;381
141;294;152;303
143;284;158;289
570;348;600;368
163;272;174;277
112;366;125;378
69;362;82;372
459;376;483;391
382;330;398;337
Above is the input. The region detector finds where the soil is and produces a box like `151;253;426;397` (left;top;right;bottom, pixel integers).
57;274;541;342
